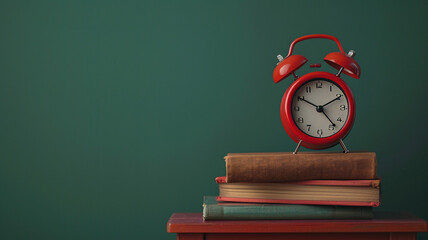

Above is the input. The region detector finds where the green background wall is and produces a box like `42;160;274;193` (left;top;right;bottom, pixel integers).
1;0;427;239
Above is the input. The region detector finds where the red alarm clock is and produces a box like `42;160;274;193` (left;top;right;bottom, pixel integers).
273;34;360;153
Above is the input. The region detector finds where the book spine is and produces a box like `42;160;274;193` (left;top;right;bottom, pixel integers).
226;152;376;182
203;204;373;220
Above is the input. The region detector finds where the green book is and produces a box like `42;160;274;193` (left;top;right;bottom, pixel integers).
203;196;373;220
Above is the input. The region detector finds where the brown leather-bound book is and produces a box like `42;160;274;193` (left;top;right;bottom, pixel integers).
225;152;377;183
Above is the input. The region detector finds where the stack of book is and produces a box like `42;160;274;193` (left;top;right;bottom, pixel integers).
203;152;380;220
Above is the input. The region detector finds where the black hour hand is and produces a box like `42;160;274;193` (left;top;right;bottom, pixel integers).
298;96;317;108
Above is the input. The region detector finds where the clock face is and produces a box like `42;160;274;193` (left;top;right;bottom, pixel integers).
291;79;349;138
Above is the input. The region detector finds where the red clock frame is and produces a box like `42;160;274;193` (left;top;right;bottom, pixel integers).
280;71;356;149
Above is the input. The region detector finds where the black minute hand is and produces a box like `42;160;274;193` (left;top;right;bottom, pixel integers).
322;95;341;107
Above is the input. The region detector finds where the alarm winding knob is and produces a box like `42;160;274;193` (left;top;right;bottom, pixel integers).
277;54;284;64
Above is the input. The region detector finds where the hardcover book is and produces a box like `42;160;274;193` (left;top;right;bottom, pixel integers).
203;196;373;220
216;176;381;207
225;152;377;183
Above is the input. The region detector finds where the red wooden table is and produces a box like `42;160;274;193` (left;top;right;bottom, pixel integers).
167;212;427;240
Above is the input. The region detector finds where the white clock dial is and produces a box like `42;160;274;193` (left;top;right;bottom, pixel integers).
291;79;349;138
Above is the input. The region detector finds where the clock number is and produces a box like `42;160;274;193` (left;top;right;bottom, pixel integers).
297;117;304;123
307;125;311;131
328;125;335;131
337;117;343;122
316;81;322;88
297;96;304;101
305;86;311;93
293;106;299;111
340;105;347;111
317;129;323;136
330;85;333;92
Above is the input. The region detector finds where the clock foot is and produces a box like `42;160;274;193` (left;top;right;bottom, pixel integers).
293;140;303;154
339;139;350;153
